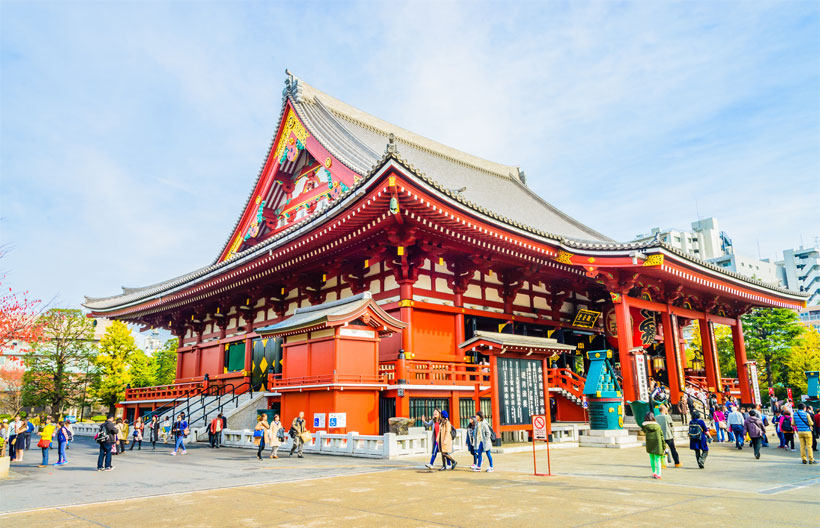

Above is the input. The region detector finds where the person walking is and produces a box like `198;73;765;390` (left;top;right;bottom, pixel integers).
254;415;269;460
149;415;160;450
688;411;710;469
422;409;442;470
755;404;770;447
24;417;34;451
171;413;188;455
727;406;745;449
774;409;786;448
210;413;224;448
793;403;816;464
268;414;283;459
744;410;766;460
472;410;494;472
642;413;665;479
37;416;56;468
55;420;70;466
813;406;820;452
122;419;130;451
96;416;117;471
161;416;171;444
656;405;680;468
436;411;457;471
115;418;125;455
466;416;477;467
130;418;144;451
779;409;796;452
289;411;307;458
712;407;727;443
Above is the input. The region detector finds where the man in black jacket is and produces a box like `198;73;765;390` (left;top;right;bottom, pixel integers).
96;416;118;471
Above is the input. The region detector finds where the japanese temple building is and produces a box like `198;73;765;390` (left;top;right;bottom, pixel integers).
85;71;807;437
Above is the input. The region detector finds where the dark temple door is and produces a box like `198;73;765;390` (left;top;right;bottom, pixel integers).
251;337;282;391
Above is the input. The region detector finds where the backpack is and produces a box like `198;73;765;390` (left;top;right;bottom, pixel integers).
95;424;109;444
450;424;457;440
489;425;497;442
781;416;793;433
277;427;286;441
688;422;703;439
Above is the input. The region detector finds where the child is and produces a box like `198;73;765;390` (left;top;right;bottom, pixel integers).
641;413;665;479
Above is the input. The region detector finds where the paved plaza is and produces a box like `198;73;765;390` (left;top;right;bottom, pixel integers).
1;435;818;527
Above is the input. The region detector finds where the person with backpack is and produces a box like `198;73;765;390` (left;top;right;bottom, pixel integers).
289;411;307;458
688;411;710;469
472;410;494;472
268;413;284;459
436;411;457;471
743;410;766;460
793;403;816;464
210;413;224;448
641;412;665;479
54;420;71;466
779;409;795;452
96;416;118;471
171;413;188;455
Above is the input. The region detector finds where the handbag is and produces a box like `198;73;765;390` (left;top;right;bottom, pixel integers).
37;438;50;448
252;429;263;438
299;431;312;443
718;421;727;430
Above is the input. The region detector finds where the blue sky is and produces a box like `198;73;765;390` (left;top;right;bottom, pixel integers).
1;1;818;315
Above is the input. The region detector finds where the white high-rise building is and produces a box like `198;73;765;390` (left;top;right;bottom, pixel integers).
777;246;820;306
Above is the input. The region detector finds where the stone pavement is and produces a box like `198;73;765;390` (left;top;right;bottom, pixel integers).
2;435;818;527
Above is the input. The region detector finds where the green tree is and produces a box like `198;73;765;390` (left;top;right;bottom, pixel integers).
742;308;803;399
785;328;820;397
152;338;178;385
128;349;154;388
22;309;96;415
92;320;138;415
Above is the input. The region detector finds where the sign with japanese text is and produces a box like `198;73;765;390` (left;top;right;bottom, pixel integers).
634;351;649;402
747;361;761;406
572;309;601;329
532;415;547;440
498;357;545;426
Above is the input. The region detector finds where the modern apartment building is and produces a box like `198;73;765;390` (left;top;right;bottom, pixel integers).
777;246;820;306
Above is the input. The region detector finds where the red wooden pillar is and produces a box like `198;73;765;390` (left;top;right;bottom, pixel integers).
399;281;414;357
699;319;722;400
661;310;682;403
244;336;253;385
732;318;752;404
542;357;552;435
614;296;637;402
489;354;501;436
454;292;465;349
449;391;460;429
193;346;202;378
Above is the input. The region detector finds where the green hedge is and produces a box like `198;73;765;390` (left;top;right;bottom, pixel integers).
91;415;107;423
0;413;11;421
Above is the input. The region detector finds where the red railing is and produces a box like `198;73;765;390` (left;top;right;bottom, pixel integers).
124;381;204;401
686;374;741;395
380;360;492;386
547;368;586;401
267;373;383;388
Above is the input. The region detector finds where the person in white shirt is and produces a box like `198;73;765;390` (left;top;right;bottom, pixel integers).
727;408;745;449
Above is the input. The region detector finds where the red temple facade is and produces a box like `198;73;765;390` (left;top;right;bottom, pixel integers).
85;71;807;437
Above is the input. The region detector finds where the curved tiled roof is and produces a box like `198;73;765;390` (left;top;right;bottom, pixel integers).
83;72;806;311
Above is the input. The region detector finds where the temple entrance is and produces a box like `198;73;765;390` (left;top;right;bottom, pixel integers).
251;337;282;391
